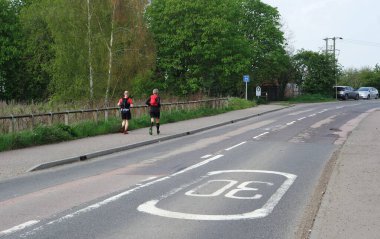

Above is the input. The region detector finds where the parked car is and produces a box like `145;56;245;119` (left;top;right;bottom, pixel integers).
357;87;379;99
334;86;359;100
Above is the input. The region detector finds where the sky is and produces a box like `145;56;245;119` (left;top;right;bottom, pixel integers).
262;0;380;70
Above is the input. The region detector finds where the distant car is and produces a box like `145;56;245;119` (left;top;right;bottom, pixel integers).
334;86;359;100
357;87;379;99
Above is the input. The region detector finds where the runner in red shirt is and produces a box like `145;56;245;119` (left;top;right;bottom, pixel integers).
117;91;133;134
145;89;161;135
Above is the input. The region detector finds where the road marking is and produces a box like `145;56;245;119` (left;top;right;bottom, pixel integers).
318;109;328;114
201;154;212;159
20;155;224;237
297;117;307;121
138;170;297;221
0;220;39;236
253;132;269;139
308;114;316;117
286;121;296;126
225;142;246;151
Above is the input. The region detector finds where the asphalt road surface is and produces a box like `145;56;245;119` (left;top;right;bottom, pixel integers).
1;100;379;239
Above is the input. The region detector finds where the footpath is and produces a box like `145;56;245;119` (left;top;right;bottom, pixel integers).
0;104;379;238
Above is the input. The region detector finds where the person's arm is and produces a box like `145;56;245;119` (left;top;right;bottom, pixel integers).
129;98;133;107
157;96;161;107
145;97;151;106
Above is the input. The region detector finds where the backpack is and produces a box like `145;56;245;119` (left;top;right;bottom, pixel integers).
149;95;160;107
120;97;130;110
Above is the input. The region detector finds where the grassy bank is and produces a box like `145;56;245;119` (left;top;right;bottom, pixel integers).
286;94;335;103
0;98;255;152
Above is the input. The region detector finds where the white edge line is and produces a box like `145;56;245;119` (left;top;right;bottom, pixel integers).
225;142;246;151
1;220;39;236
253;132;269;139
297;117;306;121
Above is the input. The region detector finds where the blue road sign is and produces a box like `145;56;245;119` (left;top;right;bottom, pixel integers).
243;75;250;83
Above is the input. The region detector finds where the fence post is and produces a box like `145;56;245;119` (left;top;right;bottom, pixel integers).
94;109;98;123
10;115;15;133
64;111;69;125
31;113;35;130
105;109;108;121
49;112;53;126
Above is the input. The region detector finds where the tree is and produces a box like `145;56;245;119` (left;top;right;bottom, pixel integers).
293;50;336;95
146;0;251;96
19;0;54;101
0;0;24;101
241;0;287;83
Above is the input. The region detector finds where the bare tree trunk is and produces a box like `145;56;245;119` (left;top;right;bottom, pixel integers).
87;0;94;103
105;1;116;106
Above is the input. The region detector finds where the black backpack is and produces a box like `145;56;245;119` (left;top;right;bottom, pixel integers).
121;97;130;109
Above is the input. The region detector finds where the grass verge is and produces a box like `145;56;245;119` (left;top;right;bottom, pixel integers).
286;94;335;103
0;98;255;152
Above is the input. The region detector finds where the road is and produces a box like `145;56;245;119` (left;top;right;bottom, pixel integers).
1;100;379;239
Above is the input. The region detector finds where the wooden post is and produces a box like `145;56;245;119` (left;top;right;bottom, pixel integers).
64;111;69;125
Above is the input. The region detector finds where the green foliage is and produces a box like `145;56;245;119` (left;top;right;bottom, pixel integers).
293;50;336;95
0;0;24;101
146;0;286;97
227;97;256;110
287;93;334;103
339;66;380;90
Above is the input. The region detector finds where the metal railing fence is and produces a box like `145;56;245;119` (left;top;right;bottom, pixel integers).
0;98;228;134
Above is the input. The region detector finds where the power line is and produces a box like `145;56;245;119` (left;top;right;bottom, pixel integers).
341;38;380;48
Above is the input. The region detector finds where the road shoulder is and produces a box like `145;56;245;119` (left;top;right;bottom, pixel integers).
310;109;380;239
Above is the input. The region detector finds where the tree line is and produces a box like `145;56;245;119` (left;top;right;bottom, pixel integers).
1;0;379;105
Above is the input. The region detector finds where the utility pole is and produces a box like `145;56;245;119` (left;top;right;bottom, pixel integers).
324;37;343;99
323;38;329;55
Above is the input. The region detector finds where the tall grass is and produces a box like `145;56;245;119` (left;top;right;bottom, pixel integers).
0;98;255;152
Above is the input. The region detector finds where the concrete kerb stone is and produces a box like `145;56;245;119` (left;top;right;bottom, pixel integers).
28;105;292;172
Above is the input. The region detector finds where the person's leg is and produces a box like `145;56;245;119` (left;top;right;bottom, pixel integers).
156;118;160;134
124;120;129;134
149;117;154;135
121;119;125;133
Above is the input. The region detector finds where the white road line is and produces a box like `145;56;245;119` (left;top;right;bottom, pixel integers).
286;121;296;126
201;154;212;159
0;220;39;236
253;132;269;139
225;142;246;151
308;114;316;117
297;117;307;121
20;155;225;237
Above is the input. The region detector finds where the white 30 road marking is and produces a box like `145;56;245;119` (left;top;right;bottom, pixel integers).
138;170;297;221
0;220;39;236
253;132;269;139
225;142;246;151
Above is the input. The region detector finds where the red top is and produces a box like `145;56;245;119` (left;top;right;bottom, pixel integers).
118;97;133;106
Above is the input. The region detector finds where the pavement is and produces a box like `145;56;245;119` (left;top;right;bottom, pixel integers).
0;103;379;238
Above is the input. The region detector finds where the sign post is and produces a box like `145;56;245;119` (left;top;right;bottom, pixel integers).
243;75;250;100
256;86;261;100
